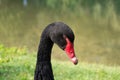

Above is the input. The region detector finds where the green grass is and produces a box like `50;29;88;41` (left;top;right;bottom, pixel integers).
0;54;120;80
53;61;120;80
0;45;120;80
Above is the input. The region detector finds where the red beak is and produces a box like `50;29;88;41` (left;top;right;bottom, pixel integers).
64;37;78;65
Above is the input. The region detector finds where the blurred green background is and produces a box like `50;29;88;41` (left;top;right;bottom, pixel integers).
0;0;120;65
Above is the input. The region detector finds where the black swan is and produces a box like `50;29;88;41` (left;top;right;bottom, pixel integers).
34;22;78;80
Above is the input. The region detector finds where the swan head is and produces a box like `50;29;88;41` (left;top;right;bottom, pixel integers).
49;22;78;65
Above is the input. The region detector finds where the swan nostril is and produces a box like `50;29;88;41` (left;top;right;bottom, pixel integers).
70;50;74;54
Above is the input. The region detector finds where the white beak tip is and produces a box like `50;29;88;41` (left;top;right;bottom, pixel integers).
71;57;78;65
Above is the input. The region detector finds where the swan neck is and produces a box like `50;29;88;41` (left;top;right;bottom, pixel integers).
37;36;53;62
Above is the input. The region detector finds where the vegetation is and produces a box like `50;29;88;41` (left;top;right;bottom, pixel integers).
0;45;120;80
